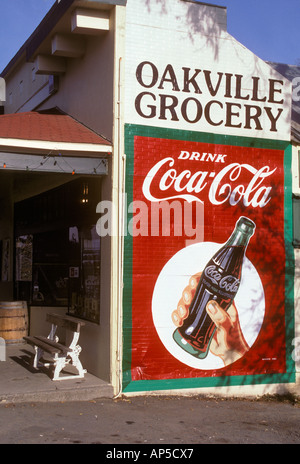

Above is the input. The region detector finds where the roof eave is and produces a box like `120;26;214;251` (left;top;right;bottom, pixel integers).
0;137;112;157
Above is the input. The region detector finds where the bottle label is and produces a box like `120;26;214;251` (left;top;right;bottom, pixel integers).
204;265;240;294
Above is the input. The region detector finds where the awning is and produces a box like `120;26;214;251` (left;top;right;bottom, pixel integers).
0;109;112;175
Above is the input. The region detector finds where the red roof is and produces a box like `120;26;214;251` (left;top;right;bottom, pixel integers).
0;111;111;146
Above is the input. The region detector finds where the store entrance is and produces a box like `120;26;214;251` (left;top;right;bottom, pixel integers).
14;175;102;325
0;171;102;333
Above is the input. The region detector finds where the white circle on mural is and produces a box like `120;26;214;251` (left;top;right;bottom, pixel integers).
152;242;265;370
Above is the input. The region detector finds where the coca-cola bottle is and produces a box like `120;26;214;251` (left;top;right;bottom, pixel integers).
173;216;256;359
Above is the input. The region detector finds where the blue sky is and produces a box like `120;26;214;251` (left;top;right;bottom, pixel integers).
0;0;299;73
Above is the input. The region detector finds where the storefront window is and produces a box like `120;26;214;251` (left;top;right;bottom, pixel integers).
14;177;101;324
68;225;100;323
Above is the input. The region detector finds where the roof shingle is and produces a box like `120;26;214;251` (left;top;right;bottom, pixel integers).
0;110;111;146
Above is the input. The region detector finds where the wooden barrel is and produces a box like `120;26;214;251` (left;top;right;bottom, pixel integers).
0;301;28;344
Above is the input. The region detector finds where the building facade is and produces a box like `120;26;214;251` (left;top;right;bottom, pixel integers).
0;0;299;397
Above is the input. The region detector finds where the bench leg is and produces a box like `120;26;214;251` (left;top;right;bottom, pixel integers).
52;355;67;381
51;348;87;381
69;346;87;378
33;346;44;369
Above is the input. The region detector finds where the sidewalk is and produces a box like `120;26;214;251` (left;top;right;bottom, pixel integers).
0;343;114;404
0;389;299;444
0;345;299;444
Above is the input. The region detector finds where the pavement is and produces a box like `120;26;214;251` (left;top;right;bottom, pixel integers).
0;343;299;446
0;342;114;404
0;390;299;445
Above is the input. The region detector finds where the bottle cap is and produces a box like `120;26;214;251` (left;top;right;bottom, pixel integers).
236;216;256;235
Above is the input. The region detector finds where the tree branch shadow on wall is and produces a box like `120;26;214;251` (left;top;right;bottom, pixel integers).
144;0;167;14
140;0;293;132
141;0;224;60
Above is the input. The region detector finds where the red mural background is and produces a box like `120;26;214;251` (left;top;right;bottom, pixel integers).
129;135;286;381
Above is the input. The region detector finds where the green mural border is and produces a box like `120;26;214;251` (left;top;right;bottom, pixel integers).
123;123;295;393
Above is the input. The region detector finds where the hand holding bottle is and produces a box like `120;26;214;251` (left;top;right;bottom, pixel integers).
206;300;249;365
172;272;249;365
172;217;255;360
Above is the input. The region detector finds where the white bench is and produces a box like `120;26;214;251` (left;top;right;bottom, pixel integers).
24;313;86;381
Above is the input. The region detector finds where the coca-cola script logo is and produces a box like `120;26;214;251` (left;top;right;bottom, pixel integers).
205;265;240;293
142;157;276;208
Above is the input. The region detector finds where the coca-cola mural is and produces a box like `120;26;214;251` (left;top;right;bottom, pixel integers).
122;126;294;391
